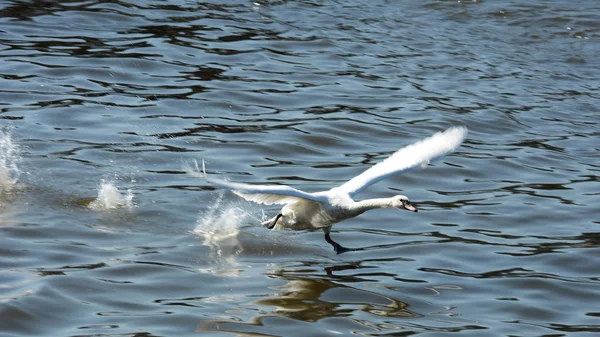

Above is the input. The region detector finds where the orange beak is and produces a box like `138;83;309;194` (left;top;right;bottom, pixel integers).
403;202;418;212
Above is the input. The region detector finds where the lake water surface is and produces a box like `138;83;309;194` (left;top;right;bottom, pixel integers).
1;1;599;336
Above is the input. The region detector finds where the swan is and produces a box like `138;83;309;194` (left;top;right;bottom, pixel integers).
197;126;467;254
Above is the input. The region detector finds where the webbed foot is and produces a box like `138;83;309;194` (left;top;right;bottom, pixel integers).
324;232;355;255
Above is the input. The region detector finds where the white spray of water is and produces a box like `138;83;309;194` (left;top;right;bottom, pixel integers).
0;130;20;195
194;190;267;276
88;179;134;210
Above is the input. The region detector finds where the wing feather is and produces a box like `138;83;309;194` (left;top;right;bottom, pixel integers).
338;126;467;196
191;160;326;205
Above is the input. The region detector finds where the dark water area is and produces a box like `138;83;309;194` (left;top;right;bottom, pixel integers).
1;0;599;336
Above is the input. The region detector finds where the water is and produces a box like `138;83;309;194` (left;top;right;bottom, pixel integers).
0;130;20;195
1;0;599;336
87;180;135;210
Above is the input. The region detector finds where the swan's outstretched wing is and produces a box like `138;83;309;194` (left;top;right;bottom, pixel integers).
338;126;467;196
191;160;327;205
208;177;327;205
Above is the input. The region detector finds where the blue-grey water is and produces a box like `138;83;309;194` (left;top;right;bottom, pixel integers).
1;1;599;336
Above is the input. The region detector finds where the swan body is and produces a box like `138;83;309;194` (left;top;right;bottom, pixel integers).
198;126;467;253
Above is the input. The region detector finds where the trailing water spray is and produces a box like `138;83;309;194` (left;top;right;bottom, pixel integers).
0;130;21;195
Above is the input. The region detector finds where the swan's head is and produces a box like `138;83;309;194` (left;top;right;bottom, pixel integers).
391;195;418;212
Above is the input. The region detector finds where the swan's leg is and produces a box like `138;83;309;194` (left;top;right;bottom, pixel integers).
260;216;274;227
323;227;353;254
262;213;282;229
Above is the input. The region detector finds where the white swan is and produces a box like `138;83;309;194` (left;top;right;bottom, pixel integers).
198;126;467;254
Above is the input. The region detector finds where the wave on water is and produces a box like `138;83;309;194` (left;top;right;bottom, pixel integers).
88;179;135;210
0;130;21;196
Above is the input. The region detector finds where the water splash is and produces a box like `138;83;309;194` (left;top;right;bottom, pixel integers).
188;159;266;242
183;158;205;179
88;179;134;210
194;191;266;276
0;130;21;195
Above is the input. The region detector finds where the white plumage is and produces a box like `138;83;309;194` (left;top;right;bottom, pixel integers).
197;126;467;254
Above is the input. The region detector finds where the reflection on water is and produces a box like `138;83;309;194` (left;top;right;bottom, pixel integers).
260;276;417;321
196;263;484;336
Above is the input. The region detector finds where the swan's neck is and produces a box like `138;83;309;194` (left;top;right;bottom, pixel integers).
351;198;394;214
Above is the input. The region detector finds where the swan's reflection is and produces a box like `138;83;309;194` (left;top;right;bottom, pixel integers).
196;264;422;335
257;275;418;321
